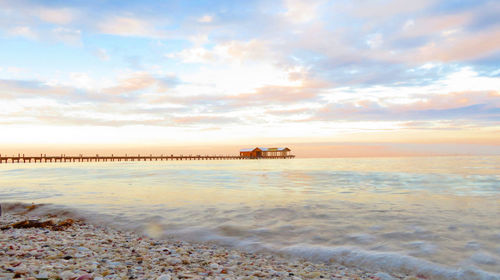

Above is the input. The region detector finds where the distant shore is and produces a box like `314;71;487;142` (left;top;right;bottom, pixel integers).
0;204;412;280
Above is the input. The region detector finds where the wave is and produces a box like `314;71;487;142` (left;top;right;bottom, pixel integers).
160;227;500;280
2;202;500;280
282;245;500;280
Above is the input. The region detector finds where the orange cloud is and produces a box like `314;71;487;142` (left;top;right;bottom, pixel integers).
103;73;173;95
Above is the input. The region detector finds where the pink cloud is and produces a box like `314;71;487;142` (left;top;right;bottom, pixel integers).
313;90;500;123
414;29;500;62
396;91;500;111
103;73;172;95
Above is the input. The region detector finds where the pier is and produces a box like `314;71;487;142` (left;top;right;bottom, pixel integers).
0;154;295;164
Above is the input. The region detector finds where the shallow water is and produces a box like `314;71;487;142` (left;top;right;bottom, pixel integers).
1;156;500;278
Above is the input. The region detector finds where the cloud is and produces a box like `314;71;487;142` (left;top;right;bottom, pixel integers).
167;39;276;64
7;26;37;39
401;91;500;111
267;1;500;88
6;26;82;45
400;120;471;130
366;33;383;49
229;83;322;105
266;108;313;116
0;79;74;99
187;34;209;45
197;15;213;23
167;47;214;63
103;72;179;95
37;7;77;25
172;115;237;125
0;3;81;44
0;100;238;128
1;0;499;145
283;0;325;23
0;78;133;105
0;110;169;127
35;114;168;127
315;90;500;122
399;13;473;38
342;0;436;19
97;16;166;38
0;71;183;106
0;1;78;24
413;28;500;62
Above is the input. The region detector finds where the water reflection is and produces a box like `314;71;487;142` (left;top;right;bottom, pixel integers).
1;156;499;274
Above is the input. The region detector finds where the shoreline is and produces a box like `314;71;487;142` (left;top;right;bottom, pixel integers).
0;205;413;280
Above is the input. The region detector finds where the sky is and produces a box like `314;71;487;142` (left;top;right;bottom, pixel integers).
0;0;499;157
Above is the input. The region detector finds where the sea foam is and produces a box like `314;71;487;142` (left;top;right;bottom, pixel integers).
281;245;500;280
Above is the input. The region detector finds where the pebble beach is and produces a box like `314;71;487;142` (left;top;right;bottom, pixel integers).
0;205;416;280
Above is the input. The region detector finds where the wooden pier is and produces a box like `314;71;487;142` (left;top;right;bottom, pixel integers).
0;154;295;164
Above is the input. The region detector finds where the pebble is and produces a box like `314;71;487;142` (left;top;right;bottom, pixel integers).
75;274;93;280
0;211;413;280
166;257;181;265
59;270;75;280
375;272;396;280
35;272;49;278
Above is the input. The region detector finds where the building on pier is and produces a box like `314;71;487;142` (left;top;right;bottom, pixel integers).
239;147;291;158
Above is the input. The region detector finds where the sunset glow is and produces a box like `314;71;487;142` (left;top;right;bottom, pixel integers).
1;0;499;156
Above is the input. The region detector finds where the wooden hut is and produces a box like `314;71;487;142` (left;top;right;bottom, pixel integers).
240;147;263;158
240;147;291;158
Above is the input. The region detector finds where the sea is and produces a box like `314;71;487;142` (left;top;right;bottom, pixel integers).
1;156;499;279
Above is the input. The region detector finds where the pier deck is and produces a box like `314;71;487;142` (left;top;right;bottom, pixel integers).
0;154;295;164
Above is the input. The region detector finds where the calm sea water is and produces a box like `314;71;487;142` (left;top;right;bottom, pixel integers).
1;157;499;278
